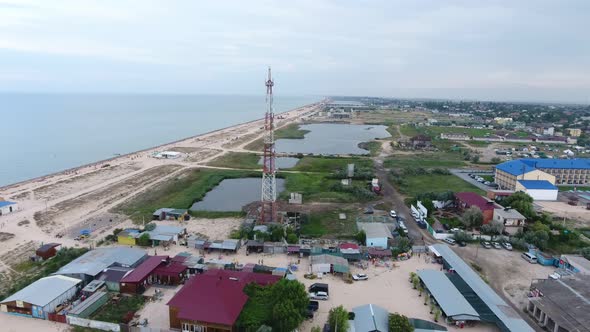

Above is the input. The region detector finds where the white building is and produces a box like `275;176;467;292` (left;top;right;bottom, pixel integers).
515;180;558;201
357;223;392;249
0;201;18;216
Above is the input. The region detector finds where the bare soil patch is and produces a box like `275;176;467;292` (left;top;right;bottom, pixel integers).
0;232;15;242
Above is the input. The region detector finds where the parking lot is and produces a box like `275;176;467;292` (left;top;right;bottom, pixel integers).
450;169;496;191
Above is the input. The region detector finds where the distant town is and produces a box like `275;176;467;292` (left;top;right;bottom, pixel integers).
1;95;589;332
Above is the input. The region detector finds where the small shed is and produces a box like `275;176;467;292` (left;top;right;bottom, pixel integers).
339;243;361;261
117;229;140;245
207;239;241;252
0;200;18;216
287;245;301;255
368;248;393;259
246;240;264;254
310;254;349;274
36;243;61;260
153;208;189;221
68;290;108;318
140;225;186;245
97;267;133;292
264;242;286;254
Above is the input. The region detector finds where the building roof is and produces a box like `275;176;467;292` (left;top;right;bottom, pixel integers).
411;134;432;142
141;225;185;242
0;201;16;208
417;270;479;320
495;160;537;176
208;239;240;251
37;243;61;254
1;275;81;306
153;261;187;276
356;223;392;239
561;255;590;275
530;276;590;332
455;192;498;211
120;256;168;283
310;254;349;267
167;270;281;326
97;267;133;283
352;304;389;332
493;208;525;220
521;158;590;170
153;208;174;216
431;244;534;332
55;247;146;277
68;290;108;316
517;180;558;190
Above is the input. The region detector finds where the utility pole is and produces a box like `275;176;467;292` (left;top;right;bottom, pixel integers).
260;67;277;223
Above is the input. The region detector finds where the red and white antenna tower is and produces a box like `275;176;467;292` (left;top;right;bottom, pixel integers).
260;67;276;223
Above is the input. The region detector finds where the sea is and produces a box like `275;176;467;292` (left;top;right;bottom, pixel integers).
0;94;319;187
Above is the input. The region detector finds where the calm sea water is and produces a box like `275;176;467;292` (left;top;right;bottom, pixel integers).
0;94;318;186
190;178;286;211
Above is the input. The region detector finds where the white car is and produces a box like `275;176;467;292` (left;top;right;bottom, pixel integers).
549;273;561;280
398;221;407;232
390;210;397;218
309;291;329;301
352;274;369;281
443;238;456;246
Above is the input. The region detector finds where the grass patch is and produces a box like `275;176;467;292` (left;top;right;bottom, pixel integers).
466;140;491;147
275;123;310;139
557;185;586;192
358;141;382;156
393;173;484;199
281;172;375;203
189;211;246;219
399;124;420;137
481;175;494;182
293;156;373;173
92;294;145;324
301;209;358;238
384;152;466;168
437;216;463;228
113;168;260;222
207;152;261;169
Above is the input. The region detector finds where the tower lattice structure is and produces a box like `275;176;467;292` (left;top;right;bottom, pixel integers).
260;67;276;223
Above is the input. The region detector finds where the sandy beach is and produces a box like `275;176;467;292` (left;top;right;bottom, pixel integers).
0;102;320;275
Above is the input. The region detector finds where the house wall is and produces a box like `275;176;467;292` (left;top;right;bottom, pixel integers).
519;189;558;201
496;169;555;191
0;300;33;317
311;263;331;273
117;236;136;246
43;285;79;318
0;203;18;215
366;237;388;249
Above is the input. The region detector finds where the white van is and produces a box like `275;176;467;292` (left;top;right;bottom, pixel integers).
522;252;538;264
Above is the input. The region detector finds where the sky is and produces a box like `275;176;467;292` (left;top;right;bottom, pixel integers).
0;0;589;103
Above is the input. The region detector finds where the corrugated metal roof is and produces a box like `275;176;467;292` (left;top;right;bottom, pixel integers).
417;270;479;320
517;180;557;190
352;304;389;332
0;201;16;208
55;247;146;277
120;256;167;283
494;208;525;220
431;244;534;332
495;160;537;176
1;275;81;307
68;290;108;316
356;223;392;239
521;158;590;170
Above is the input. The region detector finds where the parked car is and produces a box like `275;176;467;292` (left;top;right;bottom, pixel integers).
308;301;319;312
501;242;513;250
491;242;502;249
481;241;492;249
309;283;329;295
484;181;491;186
443;238;456;246
458;241;467;247
398;221;407;232
352;274;369;281
549;273;561;280
309;291;329;301
389;210;397;218
450;228;461;233
521;252;538;264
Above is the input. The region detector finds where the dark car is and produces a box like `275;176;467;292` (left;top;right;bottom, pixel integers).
458;241;467;247
309;283;329;295
308;301;319;312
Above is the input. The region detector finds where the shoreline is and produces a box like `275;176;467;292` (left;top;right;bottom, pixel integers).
0;101;321;192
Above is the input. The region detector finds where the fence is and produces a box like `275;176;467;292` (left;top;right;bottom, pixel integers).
67;315;121;332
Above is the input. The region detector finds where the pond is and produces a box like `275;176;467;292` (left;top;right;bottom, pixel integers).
258;157;300;169
275;123;389;155
190;178;286;211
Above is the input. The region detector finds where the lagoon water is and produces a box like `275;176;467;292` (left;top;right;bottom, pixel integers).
0;94;318;186
190;178;286;211
275;123;390;155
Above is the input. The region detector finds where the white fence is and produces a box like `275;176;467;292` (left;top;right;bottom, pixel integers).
67;315;120;332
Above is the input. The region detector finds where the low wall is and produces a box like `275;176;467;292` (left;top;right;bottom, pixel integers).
67;315;120;332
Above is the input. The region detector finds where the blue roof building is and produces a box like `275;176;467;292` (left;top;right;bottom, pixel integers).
517;180;558;190
495;158;590;190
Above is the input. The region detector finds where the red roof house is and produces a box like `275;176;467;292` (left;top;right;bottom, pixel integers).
167;269;281;331
120;255;168;294
455;192;501;224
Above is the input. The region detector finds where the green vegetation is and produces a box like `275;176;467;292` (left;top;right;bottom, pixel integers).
189;210;246;218
466;140;491;147
328;306;350;332
113;168;260;222
437;216;463;229
390;171;484;199
275;123;310;139
384;152;466;168
293;156;372;172
281;172;375;203
0;247;88;300
136;233;151;246
300;209;358;238
388;313;414;332
399;124;420;137
92;295;145;323
481;175;494;182
207;152;261;169
358;140;382;156
237;279;309;332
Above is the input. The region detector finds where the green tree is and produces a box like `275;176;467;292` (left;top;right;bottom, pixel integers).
491;157;501;164
144;222;156;231
355;230;367;246
286;233;298;244
328;306;349;332
481;220;504;238
461;206;483;229
501;191;535;219
388;313;414;332
471;155;480;163
268;224;285;242
311;327;322;332
136;233;151;246
578;247;590;260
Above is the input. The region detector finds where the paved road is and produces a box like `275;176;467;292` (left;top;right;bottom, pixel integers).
373;158;433;245
449;168;495;191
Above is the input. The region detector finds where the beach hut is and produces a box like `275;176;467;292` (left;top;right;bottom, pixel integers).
35;243;61;260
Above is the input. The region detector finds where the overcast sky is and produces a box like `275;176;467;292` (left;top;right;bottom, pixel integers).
1;0;589;103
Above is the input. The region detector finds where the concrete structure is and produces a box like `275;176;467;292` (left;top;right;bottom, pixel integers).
167;270;281;332
495;159;590;189
431;244;534;332
0;200;18;216
350;304;389;332
0;275;81;319
356;223;392;249
55;247;147;284
310;254;349;274
493;208;526;234
527;276;590;332
515;180;558;201
455;192;500;224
